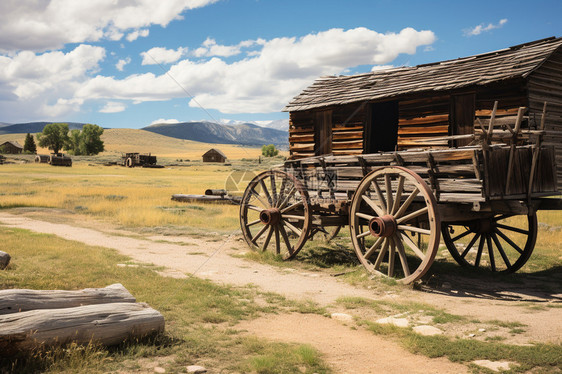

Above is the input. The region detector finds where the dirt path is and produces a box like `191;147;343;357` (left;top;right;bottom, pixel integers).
1;210;560;373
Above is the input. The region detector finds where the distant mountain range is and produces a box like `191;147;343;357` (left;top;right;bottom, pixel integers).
0;122;87;135
143;121;288;147
0;120;289;147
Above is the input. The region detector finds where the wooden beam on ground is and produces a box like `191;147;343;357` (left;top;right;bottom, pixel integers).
0;284;136;315
0;302;164;354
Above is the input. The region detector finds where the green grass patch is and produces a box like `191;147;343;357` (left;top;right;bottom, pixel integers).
0;227;330;373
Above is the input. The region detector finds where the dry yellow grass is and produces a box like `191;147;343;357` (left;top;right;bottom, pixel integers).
0;129;287;160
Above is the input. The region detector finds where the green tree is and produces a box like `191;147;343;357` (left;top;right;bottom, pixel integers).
23;133;37;154
37;123;70;154
65;124;104;155
261;144;279;157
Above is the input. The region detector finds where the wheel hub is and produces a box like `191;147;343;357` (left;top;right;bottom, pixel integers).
369;215;397;238
260;208;281;226
470;218;495;234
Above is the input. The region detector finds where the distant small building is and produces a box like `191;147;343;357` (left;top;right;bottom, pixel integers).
202;148;227;163
0;141;23;154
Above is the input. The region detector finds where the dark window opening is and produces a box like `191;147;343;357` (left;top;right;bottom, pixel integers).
364;101;399;153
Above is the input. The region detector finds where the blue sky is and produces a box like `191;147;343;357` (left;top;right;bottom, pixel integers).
0;0;560;129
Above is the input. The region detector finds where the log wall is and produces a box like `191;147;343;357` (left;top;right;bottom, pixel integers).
528;47;562;191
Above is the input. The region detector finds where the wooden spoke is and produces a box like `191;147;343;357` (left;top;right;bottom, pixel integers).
259;179;273;207
364;237;384;260
495;223;529;235
495;228;524;255
279;224;294;256
397;225;431;235
385;174;393;214
460;233;480;259
280;201;303;213
247;205;264;213
278;186;296;209
474;235;485;267
397;232;425;260
371;179;387;215
251;225;269;245
450;229;472;242
393;188;420;220
387;236;396;277
357;230;371;239
276;176;288;208
274;226;280;254
394;236;411;277
486;235;496;272
373;239;389;270
250;188;269;208
391;176;405;215
362;195;385;217
270;173;277;206
284;221;303;237
262;227;273;251
396;206;428;224
356;212;376;221
491;232;511;269
246;219;261;227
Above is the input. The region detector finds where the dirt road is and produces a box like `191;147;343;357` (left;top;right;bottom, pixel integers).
1;210;560;373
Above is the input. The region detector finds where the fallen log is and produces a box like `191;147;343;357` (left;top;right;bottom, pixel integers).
0;283;136;315
171;194;241;204
0;251;9;270
0;302;164;354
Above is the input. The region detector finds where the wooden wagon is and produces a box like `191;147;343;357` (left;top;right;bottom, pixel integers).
238;38;562;283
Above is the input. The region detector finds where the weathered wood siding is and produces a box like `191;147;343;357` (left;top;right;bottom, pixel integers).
528;46;562;191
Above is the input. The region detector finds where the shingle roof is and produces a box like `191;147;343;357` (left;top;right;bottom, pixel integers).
1;141;23;149
203;148;227;158
284;37;562;112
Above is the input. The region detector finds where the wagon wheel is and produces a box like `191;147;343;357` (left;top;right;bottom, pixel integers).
126;158;134;168
349;167;440;284
240;170;311;260
441;213;537;273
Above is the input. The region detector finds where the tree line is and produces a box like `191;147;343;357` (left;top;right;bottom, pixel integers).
24;123;104;155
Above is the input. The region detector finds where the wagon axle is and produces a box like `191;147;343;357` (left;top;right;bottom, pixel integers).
259;208;281;226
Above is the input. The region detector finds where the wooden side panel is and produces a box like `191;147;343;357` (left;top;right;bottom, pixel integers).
527;46;562;191
397;95;450;150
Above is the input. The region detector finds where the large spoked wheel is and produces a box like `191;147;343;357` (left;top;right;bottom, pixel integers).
441;213;538;273
240;170;311;260
349;167;441;284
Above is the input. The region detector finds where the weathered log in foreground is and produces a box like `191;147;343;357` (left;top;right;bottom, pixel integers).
0;302;164;354
0;251;10;270
0;283;135;315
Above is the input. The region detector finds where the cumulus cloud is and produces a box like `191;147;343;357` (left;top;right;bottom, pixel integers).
0;44;104;121
0;0;219;52
150;118;180;125
77;27;436;113
116;57;131;71
192;38;262;58
126;29;150;42
464;19;508;36
100;101;126;113
141;47;188;65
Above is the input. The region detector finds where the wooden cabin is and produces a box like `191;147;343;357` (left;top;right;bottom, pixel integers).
202;148;227;163
284;37;562;188
0;141;23;154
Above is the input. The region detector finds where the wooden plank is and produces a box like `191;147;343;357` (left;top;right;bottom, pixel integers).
399;114;449;126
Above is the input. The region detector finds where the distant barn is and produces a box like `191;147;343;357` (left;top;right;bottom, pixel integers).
0;141;23;154
202;148;227;163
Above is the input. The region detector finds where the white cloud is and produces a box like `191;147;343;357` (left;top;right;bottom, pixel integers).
371;65;395;72
0;44;105;121
192;38;261;58
150;118;180;125
141;47;188;65
116;57;131;71
100;101;126;113
126;29;150;42
0;0;219;52
77;27;435;114
464;19;508;36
